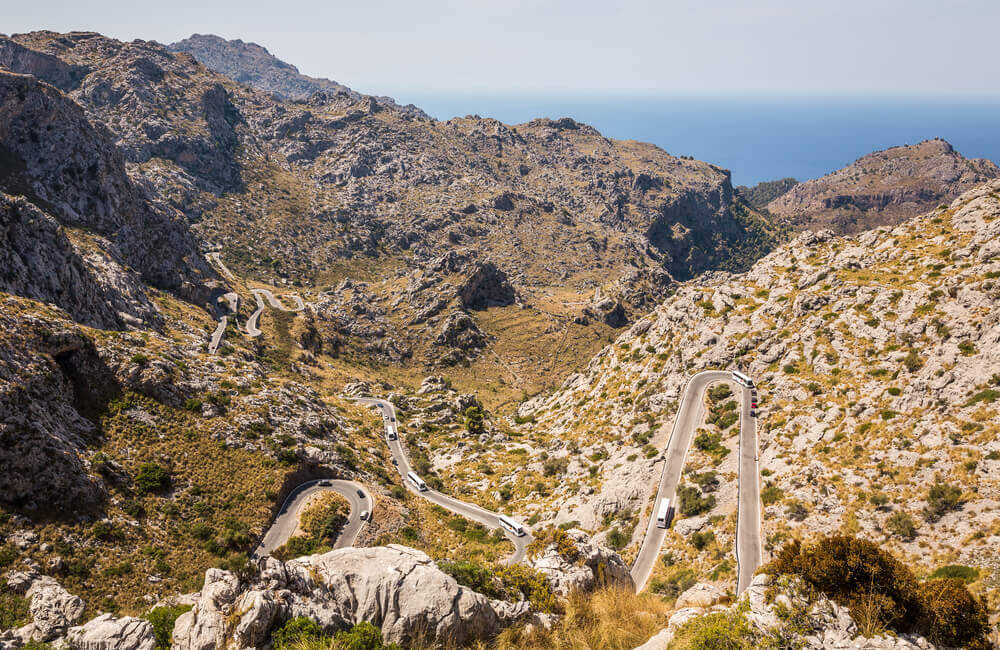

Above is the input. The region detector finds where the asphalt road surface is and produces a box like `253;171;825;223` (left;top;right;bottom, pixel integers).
735;381;763;593
352;397;532;565
246;289;304;338
631;370;761;593
253;478;372;559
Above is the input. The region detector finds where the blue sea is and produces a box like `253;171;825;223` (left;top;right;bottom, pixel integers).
399;94;1000;187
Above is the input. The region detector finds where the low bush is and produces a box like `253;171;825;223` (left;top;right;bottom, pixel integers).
146;604;192;650
923;481;962;521
886;511;918;540
928;564;978;583
676;484;716;517
766;535;990;648
134;462;171;494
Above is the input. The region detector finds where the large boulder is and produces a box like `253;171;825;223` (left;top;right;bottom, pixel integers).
526;529;633;596
66;613;156;650
172;545;529;648
6;572;86;642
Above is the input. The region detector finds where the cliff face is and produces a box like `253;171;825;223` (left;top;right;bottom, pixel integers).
0;69;213;326
767;138;1000;234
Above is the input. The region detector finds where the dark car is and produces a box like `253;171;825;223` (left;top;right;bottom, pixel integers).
318;480;332;486
357;489;365;499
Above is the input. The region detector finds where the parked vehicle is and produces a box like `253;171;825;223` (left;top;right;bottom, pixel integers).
357;489;365;498
360;510;370;521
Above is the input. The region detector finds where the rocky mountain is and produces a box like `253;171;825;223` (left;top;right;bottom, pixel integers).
767;138;1000;234
0;30;781;381
0;68;215;328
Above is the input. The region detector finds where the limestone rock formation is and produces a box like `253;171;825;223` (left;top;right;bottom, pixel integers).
6;571;86;643
526;529;634;595
172;546;529;648
66;614;157;650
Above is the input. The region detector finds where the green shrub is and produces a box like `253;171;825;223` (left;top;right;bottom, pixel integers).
964;389;999;406
436;559;501;598
957;341;977;356
928;565;978;583
903;350;923;372
763;535;990;647
670;607;759;649
0;589;30;629
917;578;991;648
271;617;326;649
146;604;192;650
760;484;784;506
886;511;918;540
676;484;716;517
184;398;202;412
333;622;399;650
134;462;171;494
0;544;17;568
606;527;629;550
923;481;962;521
689;531;715;550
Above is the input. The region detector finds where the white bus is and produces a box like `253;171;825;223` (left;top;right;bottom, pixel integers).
386;425;398;441
498;515;526;537
656;498;673;529
407;471;428;492
732;370;754;388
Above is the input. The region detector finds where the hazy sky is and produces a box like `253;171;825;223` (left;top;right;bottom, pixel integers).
4;0;998;97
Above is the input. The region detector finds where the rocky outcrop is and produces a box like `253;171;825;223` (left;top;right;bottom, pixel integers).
6;571;86;643
173;546;529;648
66;614;156;650
0;193;160;330
457;261;516;310
0;68;214;315
768;138;1000;234
526;529;633;596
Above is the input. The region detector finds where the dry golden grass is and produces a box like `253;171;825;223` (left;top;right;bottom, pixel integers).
487;586;673;650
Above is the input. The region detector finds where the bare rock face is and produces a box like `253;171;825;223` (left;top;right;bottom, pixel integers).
526;529;634;596
172;546;529;648
457;261;516;310
0;314;109;510
6;571;86;643
66;613;157;650
0;68;214;318
0;193;160;330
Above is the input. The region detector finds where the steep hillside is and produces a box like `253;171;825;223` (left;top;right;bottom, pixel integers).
768;138;1000;234
486;180;1000;605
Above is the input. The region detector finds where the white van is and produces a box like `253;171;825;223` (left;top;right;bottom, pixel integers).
656;498;672;529
407;471;428;492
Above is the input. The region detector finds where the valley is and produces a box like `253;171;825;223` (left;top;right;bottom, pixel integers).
0;27;997;650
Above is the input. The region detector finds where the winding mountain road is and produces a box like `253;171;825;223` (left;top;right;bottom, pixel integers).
246;288;305;338
352;396;532;565
252;478;372;560
631;370;762;594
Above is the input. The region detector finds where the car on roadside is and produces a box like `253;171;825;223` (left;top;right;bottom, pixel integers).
318;480;332;486
357;489;365;499
360;510;370;521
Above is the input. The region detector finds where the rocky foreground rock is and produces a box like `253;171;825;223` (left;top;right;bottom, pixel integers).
174;545;529;648
634;574;936;650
